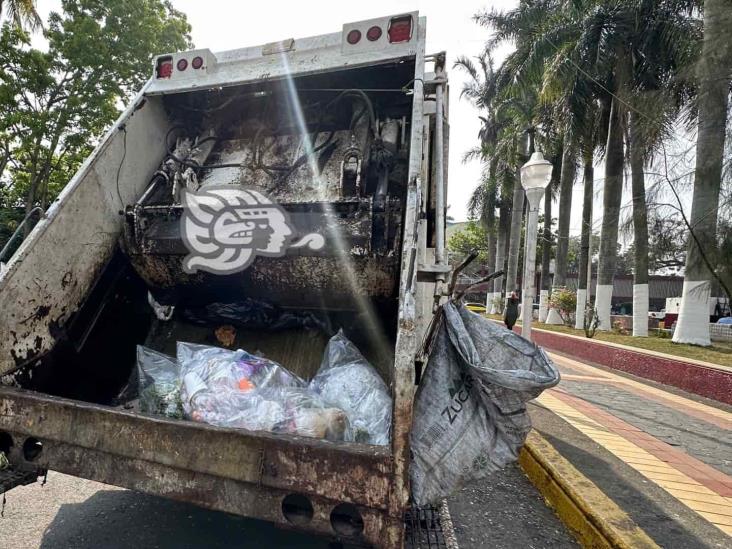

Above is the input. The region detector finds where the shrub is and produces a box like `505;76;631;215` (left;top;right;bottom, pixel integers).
612;320;629;336
548;287;577;326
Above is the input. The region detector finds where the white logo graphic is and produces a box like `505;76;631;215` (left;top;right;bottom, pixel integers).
180;186;325;274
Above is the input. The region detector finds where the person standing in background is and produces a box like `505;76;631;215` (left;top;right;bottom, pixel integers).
504;290;520;330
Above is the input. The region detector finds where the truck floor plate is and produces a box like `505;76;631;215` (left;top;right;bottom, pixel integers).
404;505;449;549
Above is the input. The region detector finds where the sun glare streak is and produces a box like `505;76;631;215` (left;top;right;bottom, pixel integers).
277;51;392;364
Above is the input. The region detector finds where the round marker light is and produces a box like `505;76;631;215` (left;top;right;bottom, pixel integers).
176;58;188;71
366;26;382;41
191;56;204;69
346;29;361;45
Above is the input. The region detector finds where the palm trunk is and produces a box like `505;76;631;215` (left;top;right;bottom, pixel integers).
596;96;625;330
629;111;649;337
674;0;732;345
491;201;510;314
484;208;497;310
546;142;576;324
575;153;594;329
539;154;561;322
539;184;553;322
505;172;525;298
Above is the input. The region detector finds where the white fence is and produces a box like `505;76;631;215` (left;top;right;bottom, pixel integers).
710;323;732;343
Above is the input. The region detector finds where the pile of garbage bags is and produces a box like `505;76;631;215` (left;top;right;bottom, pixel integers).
136;331;391;445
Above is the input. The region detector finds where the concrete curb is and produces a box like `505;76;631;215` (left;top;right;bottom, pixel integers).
519;431;658;549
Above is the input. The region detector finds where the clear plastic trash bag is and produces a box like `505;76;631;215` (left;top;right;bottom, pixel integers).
177;342;305;416
176;342;349;441
186;387;350;441
410;301;560;507
136;345;183;419
309;330;392;445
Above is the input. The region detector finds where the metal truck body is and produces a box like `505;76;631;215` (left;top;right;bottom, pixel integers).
0;13;448;547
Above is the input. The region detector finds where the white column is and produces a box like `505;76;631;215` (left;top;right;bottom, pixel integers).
632;283;649;337
672;280;711;346
538;290;549;322
488;293;498;314
595;284;613;331
575;288;587;330
545;307;563;325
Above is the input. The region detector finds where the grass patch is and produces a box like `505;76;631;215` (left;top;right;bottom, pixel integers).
485;314;732;367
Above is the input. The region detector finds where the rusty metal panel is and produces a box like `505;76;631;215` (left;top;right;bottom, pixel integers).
2;436;402;547
198;130;365;204
0;95;173;375
388;16;427;522
0;387;392;509
125;196;402;308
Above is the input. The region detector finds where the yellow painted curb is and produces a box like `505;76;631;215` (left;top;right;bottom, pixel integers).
519;430;659;549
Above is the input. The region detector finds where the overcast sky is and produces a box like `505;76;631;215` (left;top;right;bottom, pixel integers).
32;0;672;239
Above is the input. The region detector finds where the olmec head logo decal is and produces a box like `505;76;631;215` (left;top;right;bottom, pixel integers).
181;186;324;274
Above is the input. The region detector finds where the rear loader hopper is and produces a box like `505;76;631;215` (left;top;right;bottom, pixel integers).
0;12;452;547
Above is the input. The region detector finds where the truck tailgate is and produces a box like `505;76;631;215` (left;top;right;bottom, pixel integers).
0;385;397;544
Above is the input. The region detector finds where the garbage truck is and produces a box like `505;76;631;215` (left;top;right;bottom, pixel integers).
0;12;451;547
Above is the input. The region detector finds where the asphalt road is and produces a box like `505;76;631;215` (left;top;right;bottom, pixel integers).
0;472;332;549
447;463;578;549
0;463;577;548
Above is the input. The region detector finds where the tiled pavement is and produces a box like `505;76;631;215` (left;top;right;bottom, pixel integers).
535;352;732;540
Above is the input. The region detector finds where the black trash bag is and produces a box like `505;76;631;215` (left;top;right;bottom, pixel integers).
410;301;560;507
181;298;328;332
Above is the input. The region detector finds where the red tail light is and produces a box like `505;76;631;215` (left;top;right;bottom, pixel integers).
176;58;188;71
388;15;412;43
366;26;382;41
192;56;204;69
156;56;173;79
346;29;361;44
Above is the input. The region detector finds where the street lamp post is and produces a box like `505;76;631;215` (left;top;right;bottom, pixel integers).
520;152;553;342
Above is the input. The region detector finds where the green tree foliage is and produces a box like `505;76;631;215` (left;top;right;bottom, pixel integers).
448;221;491;263
0;0;192;243
647;214;688;272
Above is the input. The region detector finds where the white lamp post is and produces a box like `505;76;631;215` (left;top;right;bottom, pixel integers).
520;151;553;341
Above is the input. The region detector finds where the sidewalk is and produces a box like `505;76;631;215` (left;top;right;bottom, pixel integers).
530;351;732;547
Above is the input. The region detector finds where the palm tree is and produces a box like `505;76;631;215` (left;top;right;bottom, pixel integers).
499;92;537;299
474;0;701;333
479;1;596;325
628;110;650;335
527;0;698;331
539;152;561;323
454;52;506;309
674;0;732;345
0;0;41;30
455;51;534;311
545;140;577;324
474;7;563;311
467;170;498;301
575;144;595;328
493;199;511;311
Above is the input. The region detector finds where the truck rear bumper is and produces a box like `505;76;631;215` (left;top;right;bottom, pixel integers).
0;386;405;547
